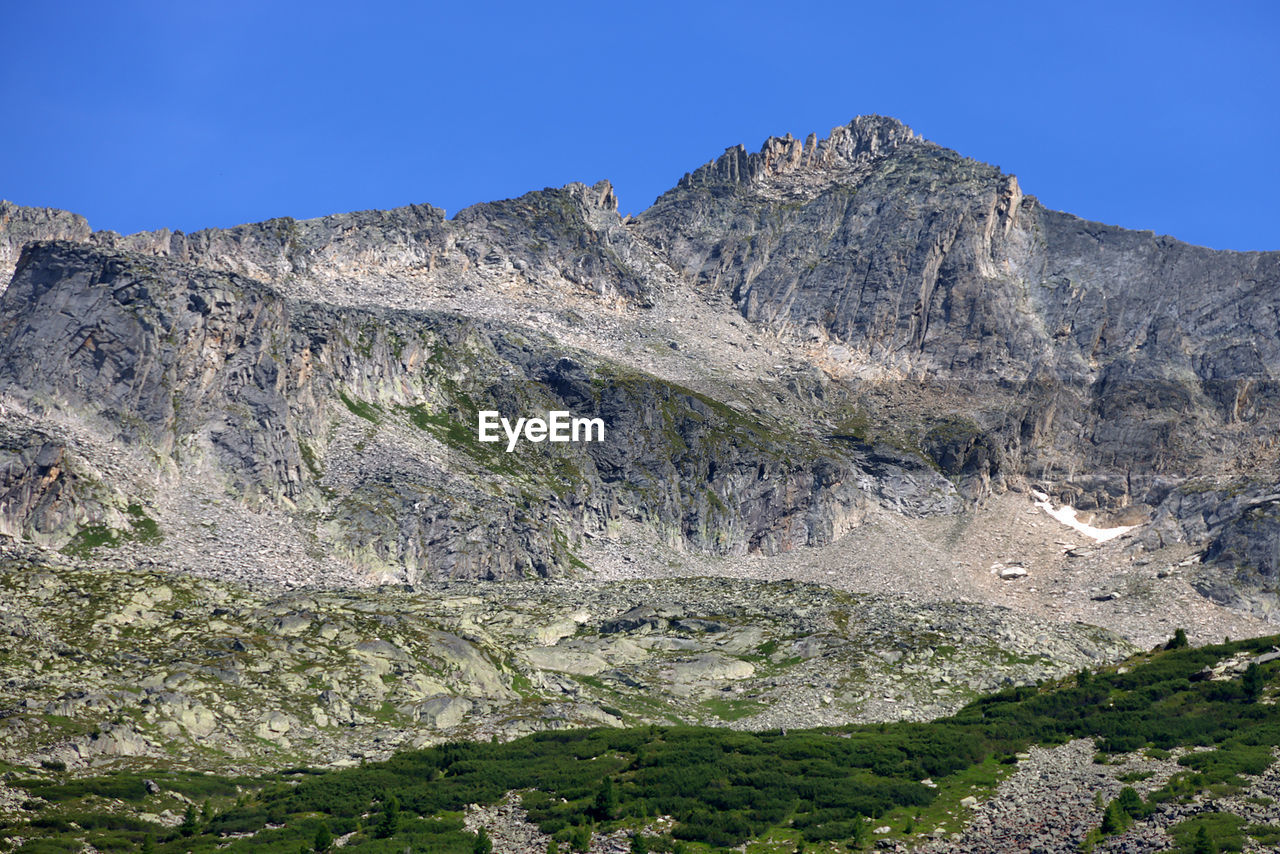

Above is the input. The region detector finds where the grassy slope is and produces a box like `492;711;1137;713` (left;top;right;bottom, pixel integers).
4;633;1279;853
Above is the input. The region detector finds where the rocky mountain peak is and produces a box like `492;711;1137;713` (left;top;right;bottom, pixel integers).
2;116;1279;620
0;200;92;292
674;114;920;191
573;178;619;213
4;112;1280;848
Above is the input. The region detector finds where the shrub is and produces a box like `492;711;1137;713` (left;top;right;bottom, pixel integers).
1243;662;1263;701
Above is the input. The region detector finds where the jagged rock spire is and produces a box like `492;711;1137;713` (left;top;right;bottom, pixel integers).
677;115;918;189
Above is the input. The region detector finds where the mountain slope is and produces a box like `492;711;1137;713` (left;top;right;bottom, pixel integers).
638;116;1280;506
0;239;952;583
1;116;1278;617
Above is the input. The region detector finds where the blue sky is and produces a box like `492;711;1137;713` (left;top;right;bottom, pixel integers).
2;1;1276;250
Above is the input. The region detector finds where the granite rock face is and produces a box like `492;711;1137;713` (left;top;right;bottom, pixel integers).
0;241;953;581
636;116;1280;506
1;116;1278;606
1141;481;1280;619
0;430;112;546
87;179;660;309
0;200;91;292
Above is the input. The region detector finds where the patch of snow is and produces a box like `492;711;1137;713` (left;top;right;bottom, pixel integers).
1030;491;1135;543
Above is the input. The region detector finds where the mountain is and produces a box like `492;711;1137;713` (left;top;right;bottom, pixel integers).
641;117;1280;499
3;116;1278;615
4;115;1280;852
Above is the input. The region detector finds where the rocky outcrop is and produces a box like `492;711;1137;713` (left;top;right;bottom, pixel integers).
0;240;954;580
90;201;448;288
2;115;1279;608
0;542;1136;771
637;118;1280;510
670;115;918;191
0;243;310;500
0;433;99;545
84;179;661;309
1141;480;1280;620
0;200;91;292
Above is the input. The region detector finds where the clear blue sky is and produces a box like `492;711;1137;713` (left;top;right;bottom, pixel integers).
2;1;1276;250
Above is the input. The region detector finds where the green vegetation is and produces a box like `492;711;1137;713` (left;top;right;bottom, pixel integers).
870;754;1014;847
1244;661;1264;700
400;402;555;484
58;524;121;558
829;405;930;464
699;696;768;722
6;634;1278;852
1083;785;1150;847
404;403;471;448
14;769;260;805
338;390;382;424
1245;821;1280;847
1169;813;1245;853
313;821;332;852
124;505;162;543
298;440;323;478
60;504;163;558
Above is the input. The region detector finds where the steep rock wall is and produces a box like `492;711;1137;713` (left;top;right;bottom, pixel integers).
0;241;953;580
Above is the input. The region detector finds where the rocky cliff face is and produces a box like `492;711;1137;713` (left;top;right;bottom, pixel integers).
0;200;91;293
86;179;661;310
637;117;1280;505
632;116;1280;616
1;116;1278;614
0;239;952;582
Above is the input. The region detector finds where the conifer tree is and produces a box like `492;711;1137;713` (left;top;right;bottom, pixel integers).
179;804;198;837
375;795;401;839
591;776;618;821
1193;824;1216;854
314;821;333;852
1244;661;1264;701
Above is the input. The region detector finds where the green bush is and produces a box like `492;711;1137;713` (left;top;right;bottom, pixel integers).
10;633;1280;852
1169;813;1245;853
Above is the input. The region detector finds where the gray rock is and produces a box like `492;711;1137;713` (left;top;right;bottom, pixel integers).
2;112;1278;620
0;239;950;581
0;200;91;292
667;654;755;683
408;695;473;729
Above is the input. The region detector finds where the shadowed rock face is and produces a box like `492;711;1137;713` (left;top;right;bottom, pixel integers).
1;116;1278;609
0;200;91;291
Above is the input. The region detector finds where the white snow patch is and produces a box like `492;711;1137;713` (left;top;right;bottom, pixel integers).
1030;491;1136;543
